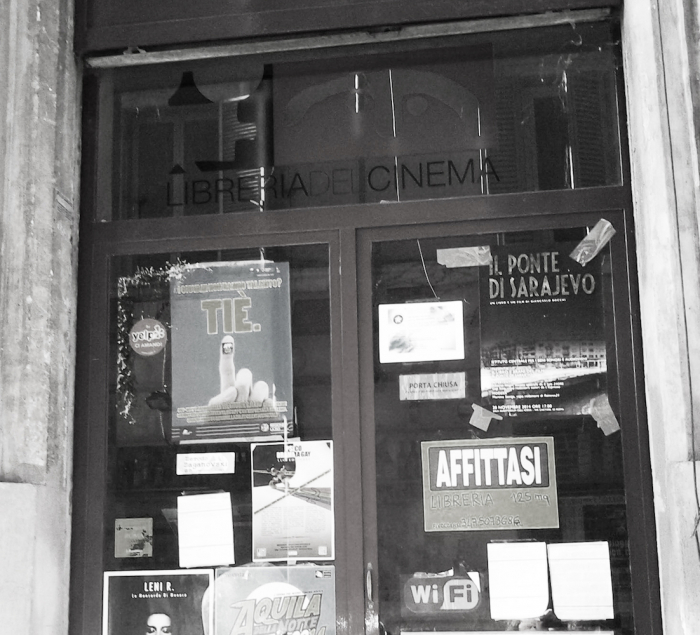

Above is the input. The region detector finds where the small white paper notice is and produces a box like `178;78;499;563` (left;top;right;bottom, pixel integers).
378;301;465;364
487;542;549;620
177;452;236;475
399;372;466;401
548;542;614;621
177;492;235;568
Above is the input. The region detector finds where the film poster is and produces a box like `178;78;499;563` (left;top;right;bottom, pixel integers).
251;440;334;561
103;569;213;635
480;243;607;417
421;437;559;531
204;565;336;635
170;261;293;443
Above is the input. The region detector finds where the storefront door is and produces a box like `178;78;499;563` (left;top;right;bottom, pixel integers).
358;211;654;635
70;16;661;635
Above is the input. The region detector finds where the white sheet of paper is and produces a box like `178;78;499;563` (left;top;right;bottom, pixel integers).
177;492;235;568
487;542;549;620
548;541;614;621
378;301;465;364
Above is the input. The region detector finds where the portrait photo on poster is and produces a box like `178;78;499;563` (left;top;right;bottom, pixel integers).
102;570;213;635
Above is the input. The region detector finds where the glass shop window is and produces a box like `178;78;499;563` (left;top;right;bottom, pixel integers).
82;17;658;635
367;222;636;634
102;21;622;221
103;245;334;632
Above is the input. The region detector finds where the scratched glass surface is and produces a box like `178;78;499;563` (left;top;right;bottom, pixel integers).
105;244;332;571
371;227;634;634
99;21;622;220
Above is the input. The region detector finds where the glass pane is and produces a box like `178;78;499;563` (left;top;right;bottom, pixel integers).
371;225;634;633
102;21;621;221
105;243;333;577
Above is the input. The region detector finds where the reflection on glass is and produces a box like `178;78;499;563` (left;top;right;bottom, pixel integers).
106;244;332;570
371;227;633;633
106;22;622;220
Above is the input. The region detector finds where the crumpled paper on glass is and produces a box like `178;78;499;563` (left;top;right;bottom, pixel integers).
582;393;620;436
570;219;616;266
470;403;503;431
437;246;493;268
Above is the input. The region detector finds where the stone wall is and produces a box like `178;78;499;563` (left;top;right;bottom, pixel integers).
623;0;700;631
0;0;80;632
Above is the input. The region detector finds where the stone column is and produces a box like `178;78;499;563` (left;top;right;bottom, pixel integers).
0;0;80;632
623;0;700;631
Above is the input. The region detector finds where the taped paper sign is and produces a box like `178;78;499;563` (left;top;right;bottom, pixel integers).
421;437;559;531
547;542;614;621
399;373;466;401
177;492;235;568
437;246;493;268
570;219;616;266
487;542;549;620
379;301;465;363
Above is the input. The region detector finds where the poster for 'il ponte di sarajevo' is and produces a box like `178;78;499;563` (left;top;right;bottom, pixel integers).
480;242;608;418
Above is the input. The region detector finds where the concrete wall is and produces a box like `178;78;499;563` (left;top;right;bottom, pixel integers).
0;0;80;632
622;0;700;632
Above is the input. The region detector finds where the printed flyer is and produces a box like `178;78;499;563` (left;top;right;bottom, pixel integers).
170;261;293;443
378;300;465;364
114;517;153;558
102;569;213;635
480;243;607;417
203;565;336;635
421;437;559;531
251;440;334;561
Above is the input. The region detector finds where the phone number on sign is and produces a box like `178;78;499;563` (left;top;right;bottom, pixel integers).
431;515;522;530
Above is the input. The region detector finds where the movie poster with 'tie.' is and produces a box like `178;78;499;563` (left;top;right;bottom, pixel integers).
170;261;293;443
480;243;607;418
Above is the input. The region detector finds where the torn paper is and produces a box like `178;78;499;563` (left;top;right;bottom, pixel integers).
437;246;493;268
570;219;616;266
469;403;503;431
582;393;620;435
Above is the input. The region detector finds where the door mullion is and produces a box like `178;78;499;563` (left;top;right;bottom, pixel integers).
355;228;381;635
336;227;369;635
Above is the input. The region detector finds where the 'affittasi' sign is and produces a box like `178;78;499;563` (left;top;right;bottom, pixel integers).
421;437;559;531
